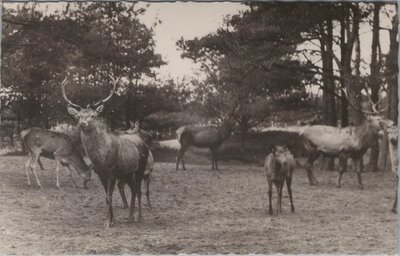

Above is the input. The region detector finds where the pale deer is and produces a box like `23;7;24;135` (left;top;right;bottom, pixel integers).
117;120;154;211
176;106;238;170
20;127;92;189
378;120;398;213
264;145;296;215
299;89;390;189
61;76;149;227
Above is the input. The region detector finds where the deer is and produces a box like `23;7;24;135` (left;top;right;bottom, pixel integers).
299;89;391;189
61;75;149;227
20;127;92;189
117;120;154;211
175;105;238;171
378;120;398;213
264;145;296;215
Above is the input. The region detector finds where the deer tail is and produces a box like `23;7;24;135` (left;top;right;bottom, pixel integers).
20;129;30;154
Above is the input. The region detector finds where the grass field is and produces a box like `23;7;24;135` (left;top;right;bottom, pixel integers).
0;155;397;254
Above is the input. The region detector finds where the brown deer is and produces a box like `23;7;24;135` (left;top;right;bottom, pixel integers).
299;89;390;189
117;120;154;211
176;105;238;170
264;145;296;215
61;76;149;227
20;127;92;189
379;120;398;213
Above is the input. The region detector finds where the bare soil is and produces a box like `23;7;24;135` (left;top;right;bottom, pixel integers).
0;156;397;254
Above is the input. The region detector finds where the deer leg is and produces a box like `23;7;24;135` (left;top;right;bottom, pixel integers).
392;176;398;213
136;176;144;222
214;150;219;170
31;152;42;188
144;174;152;212
105;176;116;227
176;145;188;171
286;176;295;213
305;151;319;186
267;177;273;215
117;179;129;209
356;158;364;190
128;176;137;223
24;156;32;186
337;156;347;188
275;181;283;214
66;165;77;188
54;158;62;189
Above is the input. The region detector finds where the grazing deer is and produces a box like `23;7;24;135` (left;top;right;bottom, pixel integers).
20;127;92;189
61;76;149;227
300;90;390;189
176;105;238;170
379;120;398;213
118;121;154;211
264;145;295;215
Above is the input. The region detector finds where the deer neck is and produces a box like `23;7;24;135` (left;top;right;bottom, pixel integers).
80;126;112;166
220;120;232;140
353;120;375;148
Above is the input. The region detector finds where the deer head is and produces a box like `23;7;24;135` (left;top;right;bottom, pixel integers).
61;75;118;132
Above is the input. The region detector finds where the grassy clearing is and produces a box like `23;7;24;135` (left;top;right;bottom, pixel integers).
0;155;396;254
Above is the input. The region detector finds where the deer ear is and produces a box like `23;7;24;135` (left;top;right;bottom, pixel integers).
67;107;79;117
95;104;104;113
129;121;135;128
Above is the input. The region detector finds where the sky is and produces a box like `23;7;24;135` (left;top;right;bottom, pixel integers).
136;2;248;80
3;2;394;82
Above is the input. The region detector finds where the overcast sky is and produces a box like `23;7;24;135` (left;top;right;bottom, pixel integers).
137;2;248;80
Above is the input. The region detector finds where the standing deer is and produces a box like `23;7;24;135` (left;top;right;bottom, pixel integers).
379;120;398;213
61;76;149;227
264;145;296;215
117;120;154;211
21;127;92;189
176;106;238;170
299;89;390;189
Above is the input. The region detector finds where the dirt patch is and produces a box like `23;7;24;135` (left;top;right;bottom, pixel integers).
0;156;397;254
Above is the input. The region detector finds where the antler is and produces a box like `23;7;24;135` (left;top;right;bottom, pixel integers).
60;76;82;109
341;89;386;115
99;75;118;104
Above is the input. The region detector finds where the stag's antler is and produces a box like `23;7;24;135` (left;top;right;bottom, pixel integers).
341;89;386;115
100;75;118;104
61;76;82;109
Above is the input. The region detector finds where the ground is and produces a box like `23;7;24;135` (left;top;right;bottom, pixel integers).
0;155;397;254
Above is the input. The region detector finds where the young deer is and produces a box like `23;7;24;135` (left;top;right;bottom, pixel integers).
176;105;238;170
61;76;149;227
118;120;154;211
20;127;92;189
264;145;295;215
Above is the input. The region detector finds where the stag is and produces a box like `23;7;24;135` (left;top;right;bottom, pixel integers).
175;105;238;170
264;145;296;215
299;89;389;189
117;121;154;210
21;127;92;189
61;76;149;227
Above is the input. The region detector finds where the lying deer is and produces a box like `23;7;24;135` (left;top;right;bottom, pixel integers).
176;105;238;170
299;90;390;189
118;120;154;211
62;75;149;227
20;127;92;189
264;145;295;215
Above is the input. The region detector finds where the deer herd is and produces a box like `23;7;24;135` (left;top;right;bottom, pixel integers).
17;74;398;227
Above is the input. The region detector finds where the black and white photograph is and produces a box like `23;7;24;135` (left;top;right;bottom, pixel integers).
0;1;398;254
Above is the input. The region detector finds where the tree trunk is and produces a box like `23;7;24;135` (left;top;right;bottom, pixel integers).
239;116;249;152
379;12;398;172
125;85;132;129
369;3;381;172
340;16;349;128
321;17;336;170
